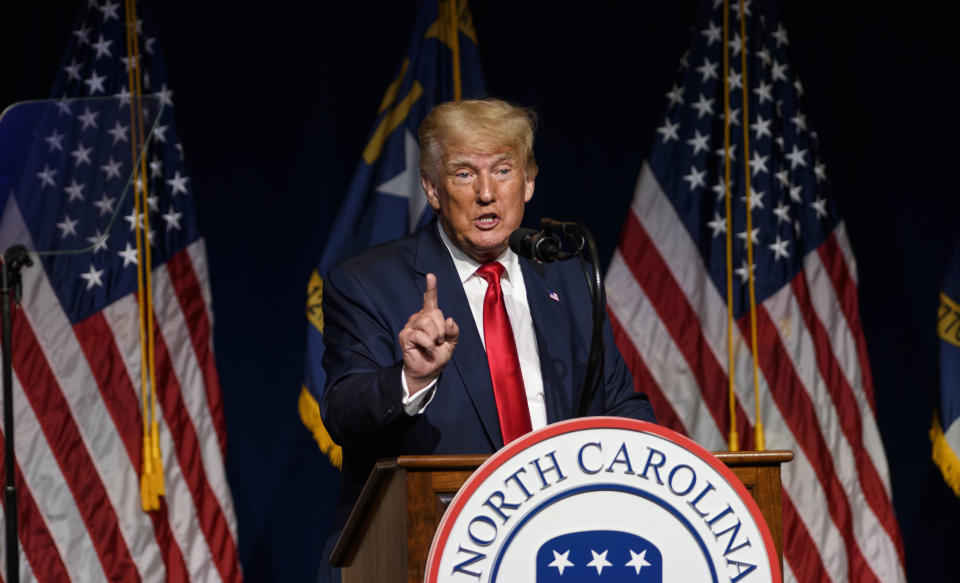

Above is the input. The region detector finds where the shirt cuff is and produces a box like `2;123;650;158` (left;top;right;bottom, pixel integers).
401;368;438;415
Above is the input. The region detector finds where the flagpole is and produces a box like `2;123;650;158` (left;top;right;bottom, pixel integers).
721;0;739;452
449;0;462;100
737;0;765;451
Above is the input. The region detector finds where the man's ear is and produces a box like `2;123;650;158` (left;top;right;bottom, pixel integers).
524;174;535;203
421;173;441;211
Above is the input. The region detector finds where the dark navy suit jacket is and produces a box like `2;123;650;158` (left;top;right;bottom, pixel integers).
319;221;656;521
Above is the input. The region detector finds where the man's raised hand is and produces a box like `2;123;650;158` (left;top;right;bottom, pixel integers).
399;273;459;393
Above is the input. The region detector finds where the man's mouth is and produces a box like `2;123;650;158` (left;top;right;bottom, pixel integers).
474;214;500;229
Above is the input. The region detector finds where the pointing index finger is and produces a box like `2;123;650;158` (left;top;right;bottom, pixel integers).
423;273;438;310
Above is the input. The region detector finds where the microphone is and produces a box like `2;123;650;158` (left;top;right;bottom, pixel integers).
509;228;571;262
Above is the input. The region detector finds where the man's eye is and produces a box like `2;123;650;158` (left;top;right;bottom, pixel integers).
456;172;471;179
496;168;511;175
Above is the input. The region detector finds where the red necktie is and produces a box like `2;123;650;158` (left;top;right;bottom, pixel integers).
475;262;532;444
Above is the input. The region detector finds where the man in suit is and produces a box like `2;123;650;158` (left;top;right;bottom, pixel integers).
320;98;656;530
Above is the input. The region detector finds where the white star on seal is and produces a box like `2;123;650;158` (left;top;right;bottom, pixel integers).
625;549;652;574
586;549;612;575
547;549;574;575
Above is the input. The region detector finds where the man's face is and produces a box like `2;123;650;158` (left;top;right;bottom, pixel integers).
421;139;534;263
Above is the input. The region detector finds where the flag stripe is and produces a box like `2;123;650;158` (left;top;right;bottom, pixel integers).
803;247;892;498
618;208;755;447
790;271;905;567
744;304;881;583
0;430;71;582
165;249;227;456
11;310;140;581
763;281;903;579
73;312;144;474
146;501;190;583
608;308;688;435
781;492;833;583
74;311;188;580
818;234;879;415
607;252;724;444
150;309;241;583
185;239;215;329
8;369;105;581
13;224;164;580
156;250;236;532
102;294;215;582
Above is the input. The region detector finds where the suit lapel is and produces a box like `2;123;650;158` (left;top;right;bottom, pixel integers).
520;259;576;423
414;224;502;448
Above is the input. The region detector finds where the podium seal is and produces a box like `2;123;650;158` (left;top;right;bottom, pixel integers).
425;417;780;582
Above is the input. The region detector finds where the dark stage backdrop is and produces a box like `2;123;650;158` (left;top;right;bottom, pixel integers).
3;1;959;581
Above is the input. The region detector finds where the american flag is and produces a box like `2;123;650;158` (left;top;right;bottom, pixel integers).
605;1;906;581
0;1;241;580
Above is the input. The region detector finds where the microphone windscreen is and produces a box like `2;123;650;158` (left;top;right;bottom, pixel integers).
509;228;539;257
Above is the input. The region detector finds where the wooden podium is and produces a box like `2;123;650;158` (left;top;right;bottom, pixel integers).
331;450;792;582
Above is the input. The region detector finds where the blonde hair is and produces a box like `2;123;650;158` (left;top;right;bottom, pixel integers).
418;98;538;181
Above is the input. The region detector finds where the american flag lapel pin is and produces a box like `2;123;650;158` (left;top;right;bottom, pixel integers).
548;290;560;302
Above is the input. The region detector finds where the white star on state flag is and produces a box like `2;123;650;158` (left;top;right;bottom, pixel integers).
547;549;574;575
586;549;612;575
374;129;427;233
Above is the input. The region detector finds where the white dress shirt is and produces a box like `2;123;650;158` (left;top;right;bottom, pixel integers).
401;224;548;430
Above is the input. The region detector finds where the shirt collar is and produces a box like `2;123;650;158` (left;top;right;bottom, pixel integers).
437;222;519;284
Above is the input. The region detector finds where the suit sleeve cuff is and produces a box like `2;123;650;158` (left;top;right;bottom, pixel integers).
401;368;438;415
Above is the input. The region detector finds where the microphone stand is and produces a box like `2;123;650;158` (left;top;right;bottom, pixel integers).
541;220;605;417
2;244;31;583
